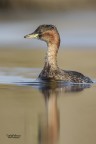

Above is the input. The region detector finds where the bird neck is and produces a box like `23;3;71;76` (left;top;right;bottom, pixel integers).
44;43;59;70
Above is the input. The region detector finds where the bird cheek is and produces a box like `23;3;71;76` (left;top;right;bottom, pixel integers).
41;34;49;41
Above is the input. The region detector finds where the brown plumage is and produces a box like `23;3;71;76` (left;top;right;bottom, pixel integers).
24;24;93;83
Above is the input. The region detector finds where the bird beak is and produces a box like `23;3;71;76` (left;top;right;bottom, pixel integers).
24;33;39;39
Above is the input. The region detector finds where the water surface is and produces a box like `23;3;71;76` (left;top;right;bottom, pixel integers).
0;66;96;144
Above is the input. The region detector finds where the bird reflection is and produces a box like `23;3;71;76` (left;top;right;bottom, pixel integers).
38;89;59;144
37;82;91;144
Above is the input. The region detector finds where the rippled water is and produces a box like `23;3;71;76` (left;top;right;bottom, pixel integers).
0;67;95;85
0;67;39;84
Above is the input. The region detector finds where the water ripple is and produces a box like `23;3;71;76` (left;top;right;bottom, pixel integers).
0;67;95;92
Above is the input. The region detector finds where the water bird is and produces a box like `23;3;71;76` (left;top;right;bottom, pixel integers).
24;24;93;83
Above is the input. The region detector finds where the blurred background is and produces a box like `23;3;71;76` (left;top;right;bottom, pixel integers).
0;0;96;10
0;0;96;49
0;2;96;144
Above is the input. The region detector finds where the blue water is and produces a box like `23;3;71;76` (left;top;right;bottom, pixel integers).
0;67;95;90
0;67;39;84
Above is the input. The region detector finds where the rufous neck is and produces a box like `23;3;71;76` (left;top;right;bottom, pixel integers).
44;29;60;69
45;43;59;69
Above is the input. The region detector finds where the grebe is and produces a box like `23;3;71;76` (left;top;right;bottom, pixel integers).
24;24;93;83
